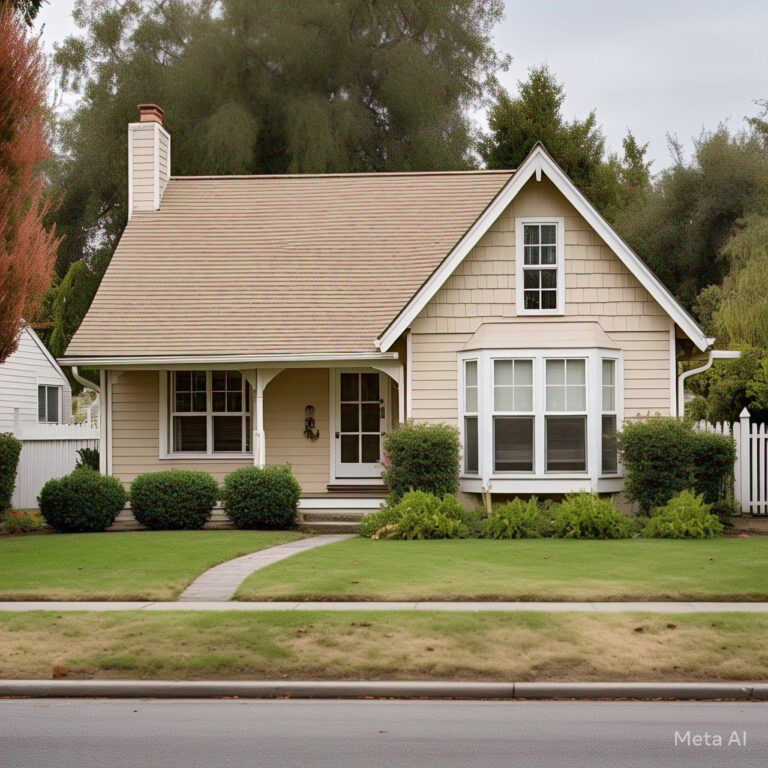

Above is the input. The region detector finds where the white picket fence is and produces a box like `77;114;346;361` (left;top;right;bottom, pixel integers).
11;417;99;510
694;408;767;516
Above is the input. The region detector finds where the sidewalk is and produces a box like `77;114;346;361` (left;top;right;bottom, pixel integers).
1;600;767;612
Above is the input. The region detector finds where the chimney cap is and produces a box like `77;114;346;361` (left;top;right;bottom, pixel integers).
138;104;164;124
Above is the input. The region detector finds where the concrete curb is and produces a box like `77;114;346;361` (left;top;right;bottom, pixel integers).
1;680;766;701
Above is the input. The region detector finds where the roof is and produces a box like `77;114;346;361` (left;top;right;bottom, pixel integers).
63;170;513;360
463;321;619;351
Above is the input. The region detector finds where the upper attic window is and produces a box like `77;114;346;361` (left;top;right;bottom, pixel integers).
516;218;565;315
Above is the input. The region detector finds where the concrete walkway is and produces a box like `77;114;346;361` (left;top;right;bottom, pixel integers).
2;601;767;612
177;534;356;601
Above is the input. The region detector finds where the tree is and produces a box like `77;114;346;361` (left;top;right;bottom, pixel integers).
478;65;645;216
3;0;46;26
0;4;58;361
614;123;768;310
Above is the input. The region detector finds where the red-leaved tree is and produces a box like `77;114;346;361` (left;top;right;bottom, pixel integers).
0;3;58;362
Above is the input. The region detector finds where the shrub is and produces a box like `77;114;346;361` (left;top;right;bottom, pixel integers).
0;433;22;512
75;447;100;472
552;492;635;539
643;490;724;539
690;431;736;504
359;490;470;539
222;465;301;529
38;468;127;533
484;497;546;539
382;421;459;503
1;511;46;535
130;470;218;530
618;416;695;512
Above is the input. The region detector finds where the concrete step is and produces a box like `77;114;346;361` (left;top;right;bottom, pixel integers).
298;520;363;534
299;510;368;523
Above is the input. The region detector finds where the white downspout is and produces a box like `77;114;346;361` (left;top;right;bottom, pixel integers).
677;350;741;418
71;366;101;396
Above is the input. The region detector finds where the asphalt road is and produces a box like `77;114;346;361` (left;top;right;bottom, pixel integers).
1;699;766;768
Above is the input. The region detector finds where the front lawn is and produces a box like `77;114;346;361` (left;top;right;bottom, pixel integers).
1;610;765;681
0;531;303;601
235;538;768;601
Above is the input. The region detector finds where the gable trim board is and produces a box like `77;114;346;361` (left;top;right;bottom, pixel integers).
377;143;710;354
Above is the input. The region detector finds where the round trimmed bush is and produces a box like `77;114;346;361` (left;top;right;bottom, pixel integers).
130;470;218;530
38;467;127;533
552;492;635;539
222;465;301;529
643;490;723;539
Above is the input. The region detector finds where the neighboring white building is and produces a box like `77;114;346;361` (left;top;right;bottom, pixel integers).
0;325;72;432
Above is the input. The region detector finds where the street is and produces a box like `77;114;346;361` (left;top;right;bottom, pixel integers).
1;698;766;767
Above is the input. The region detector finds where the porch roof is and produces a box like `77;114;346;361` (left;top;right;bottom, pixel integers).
462;321;620;351
63;169;513;361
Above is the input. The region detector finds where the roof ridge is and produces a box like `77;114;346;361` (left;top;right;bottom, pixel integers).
169;169;515;181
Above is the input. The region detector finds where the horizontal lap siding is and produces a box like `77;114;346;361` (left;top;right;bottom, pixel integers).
410;177;672;425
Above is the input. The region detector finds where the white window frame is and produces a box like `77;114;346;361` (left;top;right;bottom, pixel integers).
458;348;623;488
37;384;62;423
515;217;565;316
544;357;588;474
492;358;535;474
600;358;620;476
159;370;254;459
462;359;479;475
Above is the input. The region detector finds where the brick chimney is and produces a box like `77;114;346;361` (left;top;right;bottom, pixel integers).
128;104;170;218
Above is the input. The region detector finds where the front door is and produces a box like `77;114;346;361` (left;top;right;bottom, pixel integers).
334;370;388;479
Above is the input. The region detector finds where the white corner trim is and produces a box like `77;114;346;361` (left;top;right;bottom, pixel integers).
377;145;710;353
514;217;565;316
153;123;160;210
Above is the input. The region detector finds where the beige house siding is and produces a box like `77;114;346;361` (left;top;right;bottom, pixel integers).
410;176;672;424
110;368;330;492
128;124;157;214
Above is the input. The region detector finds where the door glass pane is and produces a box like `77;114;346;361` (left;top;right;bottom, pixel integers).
38;386;46;420
173;416;206;452
360;373;379;401
340;435;359;463
546;416;586;472
464;416;478;474
494;416;534;472
361;403;380;432
47;387;59;423
340;373;358;401
361;434;380;463
602;415;618;474
213;415;242;452
340;404;359;432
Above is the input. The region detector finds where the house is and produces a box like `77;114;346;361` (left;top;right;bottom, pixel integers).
1;324;72;432
59;104;724;515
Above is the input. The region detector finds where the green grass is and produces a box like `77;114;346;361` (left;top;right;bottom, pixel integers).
2;610;766;681
0;531;303;601
235;538;768;601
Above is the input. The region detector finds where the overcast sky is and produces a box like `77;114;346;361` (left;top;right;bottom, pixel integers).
35;0;767;172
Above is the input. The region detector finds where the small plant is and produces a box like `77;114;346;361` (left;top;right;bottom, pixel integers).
75;447;100;472
1;511;46;535
552;492;635;539
643;490;724;539
222;465;301;529
130;470;218;530
382;421;459;503
484;497;546;539
0;432;22;512
38;468;127;533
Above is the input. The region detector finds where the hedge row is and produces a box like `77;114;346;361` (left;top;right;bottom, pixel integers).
37;465;300;533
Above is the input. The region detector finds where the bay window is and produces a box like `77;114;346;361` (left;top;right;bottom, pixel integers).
168;370;252;455
545;359;586;472
493;359;534;472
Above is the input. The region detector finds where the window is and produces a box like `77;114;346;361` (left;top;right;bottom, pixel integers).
545;359;587;472
493;359;533;472
169;371;251;454
516;218;564;315
463;360;478;474
37;385;60;423
601;359;618;474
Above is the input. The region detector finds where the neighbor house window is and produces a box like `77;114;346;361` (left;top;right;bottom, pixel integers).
493;359;534;472
516;218;564;315
601;359;618;474
463;360;479;474
37;385;60;423
545;359;587;472
170;371;251;454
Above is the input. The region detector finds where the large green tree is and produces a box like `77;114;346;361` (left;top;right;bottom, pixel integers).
478;65;650;217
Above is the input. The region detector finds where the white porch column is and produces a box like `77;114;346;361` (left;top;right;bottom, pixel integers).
254;369;266;468
398;363;405;424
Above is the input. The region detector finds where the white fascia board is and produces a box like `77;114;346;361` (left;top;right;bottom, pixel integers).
58;352;400;368
378;145;710;353
24;325;69;383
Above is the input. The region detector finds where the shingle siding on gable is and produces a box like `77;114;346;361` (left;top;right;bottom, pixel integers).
410;176;672;424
